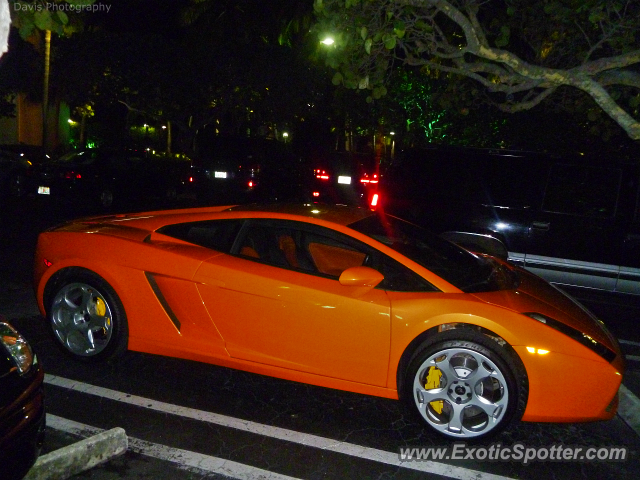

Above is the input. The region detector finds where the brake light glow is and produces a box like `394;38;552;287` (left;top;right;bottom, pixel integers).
248;181;254;187
360;173;378;184
313;191;320;197
315;169;329;180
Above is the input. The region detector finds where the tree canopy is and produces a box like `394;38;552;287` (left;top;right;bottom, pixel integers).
313;0;640;141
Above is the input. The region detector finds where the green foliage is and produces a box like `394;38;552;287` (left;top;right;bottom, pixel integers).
10;1;96;38
313;0;640;144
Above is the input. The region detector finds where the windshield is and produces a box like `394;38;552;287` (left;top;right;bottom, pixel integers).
348;213;519;292
55;151;99;165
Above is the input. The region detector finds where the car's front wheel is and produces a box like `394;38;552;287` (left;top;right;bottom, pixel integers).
404;330;527;440
48;270;128;362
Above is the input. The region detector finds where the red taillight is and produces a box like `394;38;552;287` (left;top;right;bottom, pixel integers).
360;173;379;185
189;177;194;182
370;193;379;209
248;181;254;187
315;169;330;180
64;171;81;179
313;191;320;197
43;258;52;267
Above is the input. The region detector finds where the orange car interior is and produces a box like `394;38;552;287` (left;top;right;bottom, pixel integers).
238;227;365;277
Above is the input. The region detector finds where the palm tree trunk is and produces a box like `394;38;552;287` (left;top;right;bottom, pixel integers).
42;29;51;153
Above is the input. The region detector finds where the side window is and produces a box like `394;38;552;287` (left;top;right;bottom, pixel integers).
542;164;621;218
304;233;367;277
237;223;314;270
157;220;243;253
379;256;438;292
236;221;372;278
478;156;547;209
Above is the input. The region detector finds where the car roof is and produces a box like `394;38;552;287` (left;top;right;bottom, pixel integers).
227;203;374;226
66;203;375;233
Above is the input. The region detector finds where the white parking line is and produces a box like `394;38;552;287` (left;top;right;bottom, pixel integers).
619;339;640;347
46;414;301;480
45;375;514;480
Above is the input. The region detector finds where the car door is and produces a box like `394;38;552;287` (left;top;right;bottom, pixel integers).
193;219;391;387
525;163;625;291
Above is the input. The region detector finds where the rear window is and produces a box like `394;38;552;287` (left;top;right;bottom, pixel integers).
157;220;243;253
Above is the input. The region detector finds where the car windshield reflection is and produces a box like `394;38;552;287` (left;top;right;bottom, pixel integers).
349;213;519;292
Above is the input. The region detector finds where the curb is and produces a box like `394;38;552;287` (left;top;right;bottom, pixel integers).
24;427;128;480
618;384;640;439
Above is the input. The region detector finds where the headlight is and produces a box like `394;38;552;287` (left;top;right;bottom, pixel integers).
522;312;616;362
0;322;34;374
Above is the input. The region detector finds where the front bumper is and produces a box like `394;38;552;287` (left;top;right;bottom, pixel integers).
0;360;46;480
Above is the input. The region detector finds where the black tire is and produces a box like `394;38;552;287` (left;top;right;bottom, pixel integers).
47;270;128;362
403;329;527;440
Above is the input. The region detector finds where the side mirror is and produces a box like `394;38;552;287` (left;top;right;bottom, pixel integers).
339;266;384;288
439;231;508;261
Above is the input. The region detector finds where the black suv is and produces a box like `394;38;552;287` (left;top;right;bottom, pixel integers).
372;146;640;299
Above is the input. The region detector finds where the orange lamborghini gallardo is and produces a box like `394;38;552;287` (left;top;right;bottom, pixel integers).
33;203;624;440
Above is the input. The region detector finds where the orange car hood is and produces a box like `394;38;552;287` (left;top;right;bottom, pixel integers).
470;268;617;351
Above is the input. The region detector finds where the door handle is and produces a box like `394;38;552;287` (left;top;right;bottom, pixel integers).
531;221;550;231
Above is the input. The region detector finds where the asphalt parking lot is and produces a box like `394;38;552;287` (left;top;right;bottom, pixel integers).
1;194;639;480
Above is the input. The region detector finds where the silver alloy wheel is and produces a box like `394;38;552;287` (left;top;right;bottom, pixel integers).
50;282;114;356
412;347;509;438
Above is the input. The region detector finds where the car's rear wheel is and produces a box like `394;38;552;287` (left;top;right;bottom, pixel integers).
404;330;527;440
48;271;128;362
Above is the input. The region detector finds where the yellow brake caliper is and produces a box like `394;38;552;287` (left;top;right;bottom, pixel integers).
93;297;111;331
425;366;444;414
94;297;106;316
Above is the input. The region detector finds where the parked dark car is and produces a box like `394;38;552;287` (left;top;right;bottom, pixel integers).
0;146;39;198
0;319;45;480
306;152;378;207
372;146;640;298
191;136;311;204
28;148;192;209
0;145;52;198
